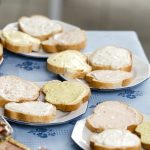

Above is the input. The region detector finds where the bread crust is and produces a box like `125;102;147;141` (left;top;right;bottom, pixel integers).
85;72;133;89
42;40;86;53
19;15;63;41
4;39;32;53
0;43;3;60
43;80;91;112
89;48;132;72
90;141;141;150
4;105;56;123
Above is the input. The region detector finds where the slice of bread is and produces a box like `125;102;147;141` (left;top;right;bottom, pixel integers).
0;138;30;150
47;50;92;78
90;129;141;150
19;15;63;41
85;70;133;89
0;43;3;60
42;80;91;111
0;76;40;107
2;30;41;53
4;101;56;123
42;29;86;52
135;122;150;150
89;46;132;72
86;101;143;133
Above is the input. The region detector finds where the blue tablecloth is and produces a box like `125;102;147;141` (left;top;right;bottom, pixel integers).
0;31;150;150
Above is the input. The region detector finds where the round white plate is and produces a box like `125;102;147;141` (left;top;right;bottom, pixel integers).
71;115;150;150
0;82;88;126
61;54;150;91
3;21;80;58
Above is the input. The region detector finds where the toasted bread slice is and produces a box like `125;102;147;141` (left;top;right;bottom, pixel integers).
89;46;132;72
4;101;56;123
47;50;92;78
0;76;40;107
19;15;63;41
90;129;141;150
85;70;133;89
86;101;143;133
0;43;3;60
135;122;150;150
2;30;41;53
42;80;91;111
42;29;86;52
0;138;30;150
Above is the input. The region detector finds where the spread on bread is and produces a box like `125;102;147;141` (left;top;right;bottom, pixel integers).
89;46;132;71
0;76;40;107
42;80;90;111
90;129;141;150
135;122;150;150
86;101;143;132
85;70;133;88
47;50;92;79
18;15;63;41
42;29;86;52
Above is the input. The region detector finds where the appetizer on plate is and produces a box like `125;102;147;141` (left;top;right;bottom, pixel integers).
85;70;133;89
90;129;141;150
86;101;143;132
89;46;132;72
18;15;63;41
47;50;92;78
4;101;56;123
42;29;86;52
0;76;40;107
42;80;90;111
136;122;150;150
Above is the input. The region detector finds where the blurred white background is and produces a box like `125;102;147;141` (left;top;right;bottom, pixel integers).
0;0;150;59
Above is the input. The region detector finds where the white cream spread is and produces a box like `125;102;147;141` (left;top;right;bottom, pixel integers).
54;30;85;45
20;16;62;36
2;30;40;47
91;129;140;147
0;76;39;101
48;50;91;73
87;101;142;130
91;46;131;69
90;70;133;83
5;101;56;116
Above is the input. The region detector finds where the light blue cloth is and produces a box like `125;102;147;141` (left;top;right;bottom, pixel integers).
0;31;149;150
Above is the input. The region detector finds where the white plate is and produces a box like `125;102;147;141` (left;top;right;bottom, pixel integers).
3;21;80;58
0;82;88;126
71;115;150;150
61;54;150;91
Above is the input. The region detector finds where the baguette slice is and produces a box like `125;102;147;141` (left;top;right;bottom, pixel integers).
135;122;150;150
42;80;91;111
19;15;63;41
0;138;30;150
90;129;141;150
42;29;86;52
47;50;92;78
86;101;143;133
89;46;132;71
2;30;41;53
4;101;56;123
0;43;3;60
85;70;133;89
0;76;40;107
